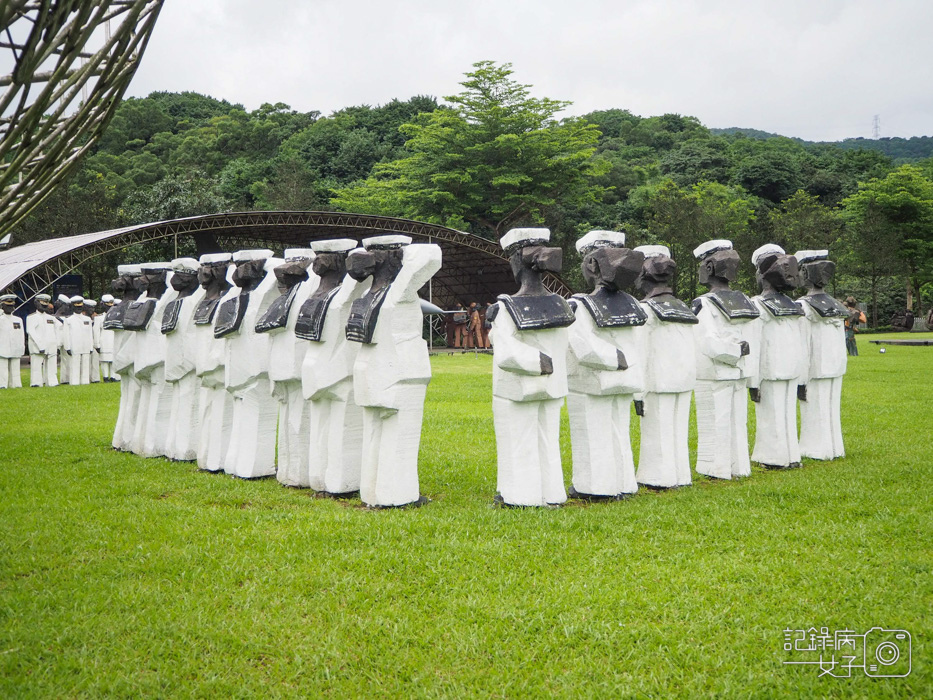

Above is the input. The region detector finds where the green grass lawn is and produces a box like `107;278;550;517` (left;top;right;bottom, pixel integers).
1;334;930;697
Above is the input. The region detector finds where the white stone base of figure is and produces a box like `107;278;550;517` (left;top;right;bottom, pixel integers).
197;385;232;472
307;384;364;495
494;396;567;506
30;354;58;387
694;379;751;479
798;376;844;460
751;380;801;467
59;348;69;384
567;392;637;497
165;372;201;461
140;368;174;458
274;381;311;487
89;349;100;383
225;378;278;478
100;361;113;381
67;352;90;385
0;357;21;388
129;377;153;454
113;373;141;450
359;384;427;507
636;391;692;488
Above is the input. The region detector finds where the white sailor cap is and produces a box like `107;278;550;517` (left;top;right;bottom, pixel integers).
36;293;52;302
794;250;829;265
751;243;785;267
199;252;232;265
361;235;411;250
634;244;671;259
500;227;550;253
140;263;171;274
101;294;115;303
284;248;315;261
57;294;70;303
347;247;367;258
311;238;357;254
69;295;85;304
232;249;274;264
171;257;200;274
84;299;97;308
575;230;626;254
0;294;16;303
117;264;142;276
693;239;733;260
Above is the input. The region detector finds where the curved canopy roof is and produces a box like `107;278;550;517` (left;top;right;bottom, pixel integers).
0;211;570;310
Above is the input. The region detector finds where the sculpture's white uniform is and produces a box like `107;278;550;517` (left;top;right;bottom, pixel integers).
264;250;317;487
350;238;442;507
86;301;101;383
130;266;176;457
194;255;234;472
633;245;697;489
692;240;760;480
301;239;369;495
565;230;646;498
795;251;847;460
55;295;70;385
162;258;206;461
62;297;94;385
749;244;806;469
98;295;116;381
26;296;58;387
110;265;144;449
220;251;282;479
491;228;573;507
0;295;24;388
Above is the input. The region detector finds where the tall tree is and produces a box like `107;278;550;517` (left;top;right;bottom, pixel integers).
331;61;607;238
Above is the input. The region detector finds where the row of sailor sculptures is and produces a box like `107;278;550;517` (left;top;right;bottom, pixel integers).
488;228;848;507
0;292;117;389
105;236;442;508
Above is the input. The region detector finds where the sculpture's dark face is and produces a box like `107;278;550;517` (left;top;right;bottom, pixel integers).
761;254;799;292
132;275;149;294
346;251;377;282
273;261;310;294
582;247;644;291
35;299;47;312
170;271;198;292
197;265;213;287
232;259;265;288
802;260;835;289
312;252;346;278
1;304;12;315
699;249;741;285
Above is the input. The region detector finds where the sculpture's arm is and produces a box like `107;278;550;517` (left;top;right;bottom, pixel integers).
697;309;744;366
568;312;625;371
391;244;442;303
493;307;549;375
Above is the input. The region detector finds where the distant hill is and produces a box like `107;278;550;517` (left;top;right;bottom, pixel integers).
711;128;933;162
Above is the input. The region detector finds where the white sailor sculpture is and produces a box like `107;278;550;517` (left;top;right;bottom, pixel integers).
258;249;317;487
300;239;369;496
161;258;206;461
489;228;574;507
0;294;24;389
346;235;442;508
633;245;698;489
108;265;144;449
98;294;116;381
54;294;71;385
193;254;234;472
216;249;282;478
748;244;806;469
63;296;94;385
26;294;58;387
795;250;847;460
566;230;647;500
691;240;759;480
84;300;101;383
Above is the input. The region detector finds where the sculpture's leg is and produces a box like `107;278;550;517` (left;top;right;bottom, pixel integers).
47;353;58;387
731;380;751;477
695;379;728;479
362;384;426;507
495;397;547;506
0;358;8;388
229;379;278;479
569;392;627;497
60;349;69;384
277;383;310;487
334;391;363;494
129;379;152;454
673;390;692;486
636;392;679;488
89;350;100;383
30;354;43;387
830;376;844;459
359;406;383;505
799;377;830;460
100;360;111;381
198;386;231;472
540;398;567;505
307;397;330;492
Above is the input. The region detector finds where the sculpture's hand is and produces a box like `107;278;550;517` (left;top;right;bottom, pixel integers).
634;399;645;417
749;387;760;403
66;349;72;356
797;384;807;402
739;341;750;356
616;349;628;370
539;352;553;375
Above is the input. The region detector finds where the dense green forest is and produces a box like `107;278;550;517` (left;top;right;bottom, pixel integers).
11;61;933;325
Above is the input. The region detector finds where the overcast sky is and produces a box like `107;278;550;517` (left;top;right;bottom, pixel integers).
127;0;933;142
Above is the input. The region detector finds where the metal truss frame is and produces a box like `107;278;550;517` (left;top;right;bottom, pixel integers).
0;1;164;238
3;211;571;311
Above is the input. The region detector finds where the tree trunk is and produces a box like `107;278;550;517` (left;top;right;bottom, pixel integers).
871;274;878;328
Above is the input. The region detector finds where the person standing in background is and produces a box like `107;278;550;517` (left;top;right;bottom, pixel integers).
843;297;863;357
